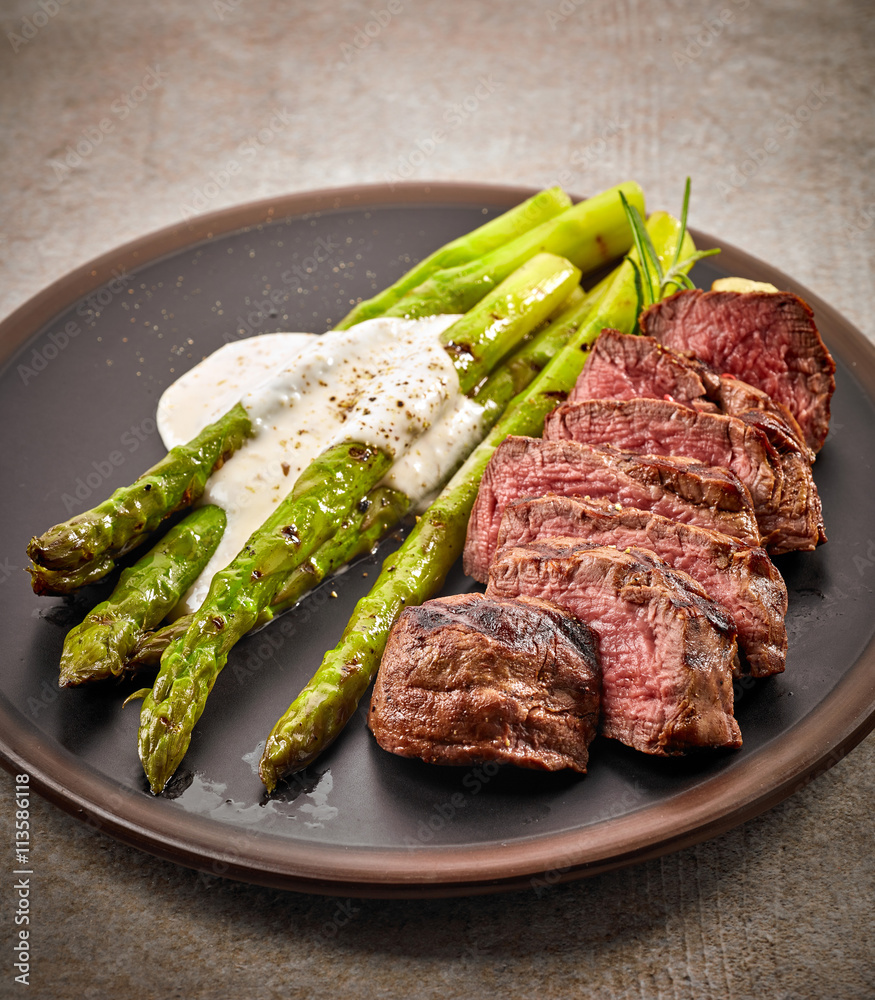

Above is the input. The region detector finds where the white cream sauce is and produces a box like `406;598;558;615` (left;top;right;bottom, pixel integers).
157;333;318;448
156;316;489;615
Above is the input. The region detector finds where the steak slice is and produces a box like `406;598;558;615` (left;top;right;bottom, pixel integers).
639;289;836;452
487;541;742;755
572;327;714;408
570;329;825;552
736;408;826;552
573;328;811;457
497;495;787;677
368;592;601;772
544;397;784;526
463;436;760;583
705;372;810;458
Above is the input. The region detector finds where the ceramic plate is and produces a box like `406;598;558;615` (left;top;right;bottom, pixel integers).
1;183;873;897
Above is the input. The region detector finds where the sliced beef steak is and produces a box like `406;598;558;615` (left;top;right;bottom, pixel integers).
569;330;825;552
463;436;760;583
544;396;783;525
497;495;787;677
572;327;714;408
706;373;810;458
573;328;810;456
689;385;824;551
737;408;826;552
368;592;601;772
487;541;742;755
639;289;836;452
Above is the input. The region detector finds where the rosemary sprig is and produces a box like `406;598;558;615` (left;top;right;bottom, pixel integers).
620;177;721;333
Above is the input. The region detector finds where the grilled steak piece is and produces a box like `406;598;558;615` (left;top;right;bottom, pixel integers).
737;408;826;552
639;289;836;453
368;592;601;772
572;328;811;457
497;495;787;677
487;541;742;755
701;389;823;551
572;327;716;408
706;374;810;458
463;436;760;583
545;396;783;525
569;330;826;553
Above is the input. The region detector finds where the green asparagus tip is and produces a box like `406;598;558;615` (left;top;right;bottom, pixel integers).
138;687;193;794
58;666;92;689
140;723;178;795
259;732;312;793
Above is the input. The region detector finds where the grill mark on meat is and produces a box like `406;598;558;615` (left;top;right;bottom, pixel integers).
639;289;835;452
486;541;742;755
463;435;760;583
369;592;601;772
405;595;598;663
497;494;787;677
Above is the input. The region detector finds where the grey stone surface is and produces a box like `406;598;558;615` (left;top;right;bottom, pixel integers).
1;0;873;997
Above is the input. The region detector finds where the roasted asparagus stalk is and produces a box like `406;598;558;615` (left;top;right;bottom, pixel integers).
379;182;644;320
58;506;227;687
27;404;251;595
335;186;572;329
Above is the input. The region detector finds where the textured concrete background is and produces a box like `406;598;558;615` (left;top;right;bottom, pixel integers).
1;1;873;998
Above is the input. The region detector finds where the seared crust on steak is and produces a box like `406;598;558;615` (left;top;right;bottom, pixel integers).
487;541;742;755
737;409;826;552
368;592;601;772
639;290;835;452
497;494;787;677
463;436;760;583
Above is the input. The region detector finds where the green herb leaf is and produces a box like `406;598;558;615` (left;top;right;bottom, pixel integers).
619;177;721;331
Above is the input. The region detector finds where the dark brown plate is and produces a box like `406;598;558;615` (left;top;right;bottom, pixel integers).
1;183;874;898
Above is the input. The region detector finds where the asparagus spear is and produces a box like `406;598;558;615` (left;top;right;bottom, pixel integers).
437;252;584;393
258;207;698;789
138;252;583;792
472;279;611;412
128;486;408;670
58;506;227;687
335;186;572;330
379;181;644;320
28;556;129;596
27;403;251;595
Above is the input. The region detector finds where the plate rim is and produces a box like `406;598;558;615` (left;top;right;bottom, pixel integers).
2;180;874;898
